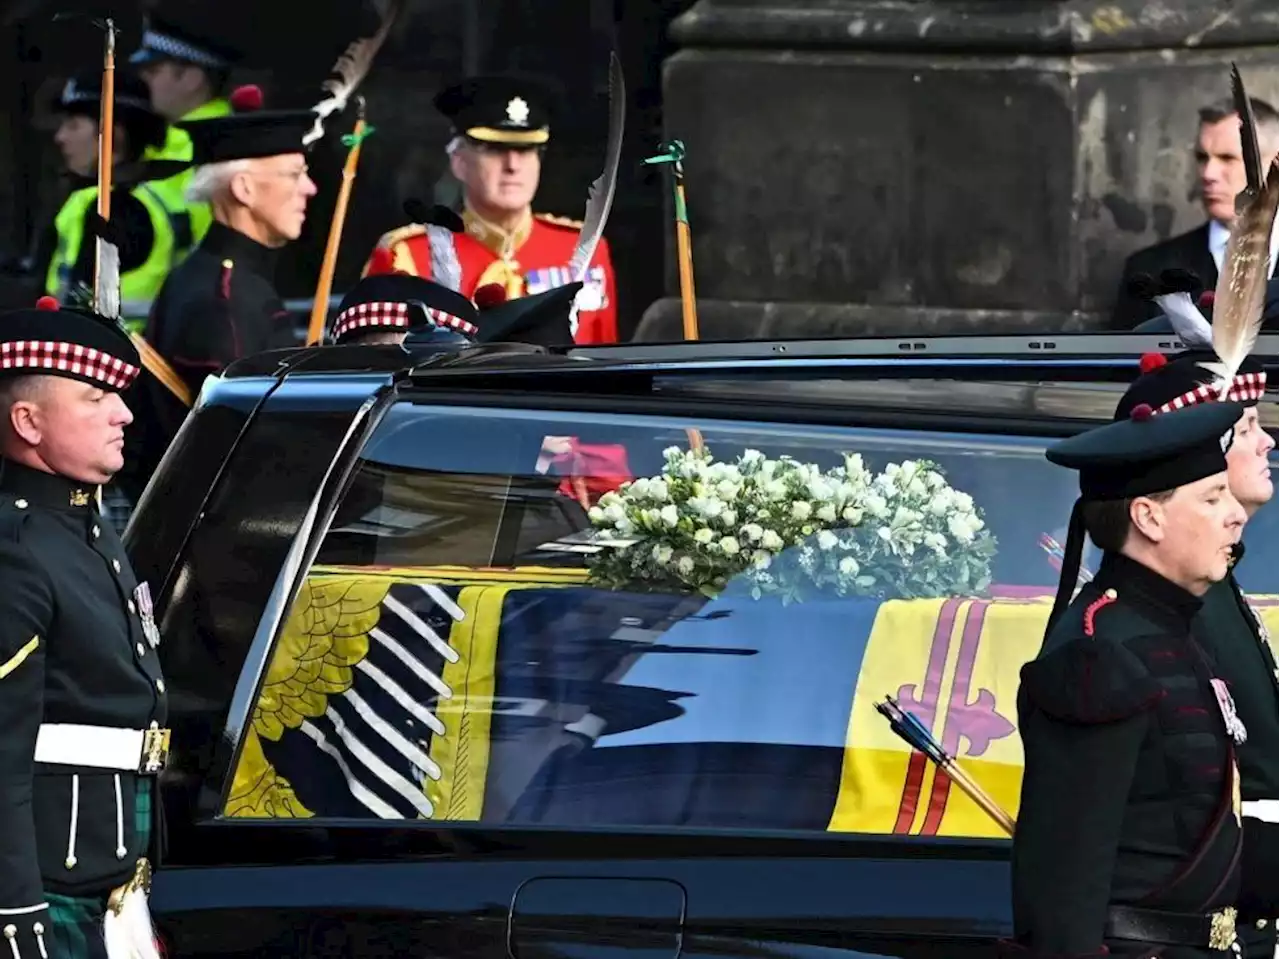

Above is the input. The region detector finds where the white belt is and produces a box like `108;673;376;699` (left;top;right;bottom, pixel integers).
1243;799;1280;824
33;723;171;774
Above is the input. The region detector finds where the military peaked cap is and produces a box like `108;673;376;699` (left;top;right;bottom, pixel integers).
0;297;140;392
179;85;315;165
1114;351;1267;421
332;271;479;345
474;281;582;347
434;74;561;147
1049;400;1242;502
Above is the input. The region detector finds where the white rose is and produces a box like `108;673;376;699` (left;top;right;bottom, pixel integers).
791;501;812;521
845;453;865;475
925;471;945;490
816;530;839;551
652;544;674;564
720;509;738;527
865;494;888;518
588;506;604;523
752;550;772;569
720;537;740;556
741;523;764;542
650;479;669;502
760;530;784;551
816;504;837;523
900;459;918;474
842;507;864;525
702;498;725;519
924;532;948;553
908;478;928;498
660;504;679;527
677;556;695;575
948;515;976;543
955;492;974;512
694;528;714;545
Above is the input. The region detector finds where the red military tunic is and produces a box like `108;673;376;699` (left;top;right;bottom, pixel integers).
363;207;619;344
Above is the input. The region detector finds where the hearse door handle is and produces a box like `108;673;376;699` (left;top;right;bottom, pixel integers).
508;876;686;958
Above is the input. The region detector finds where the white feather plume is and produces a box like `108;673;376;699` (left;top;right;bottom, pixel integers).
1153;291;1213;348
302;0;402;147
567;51;625;282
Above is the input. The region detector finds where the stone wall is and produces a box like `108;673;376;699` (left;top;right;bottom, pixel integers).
636;0;1279;341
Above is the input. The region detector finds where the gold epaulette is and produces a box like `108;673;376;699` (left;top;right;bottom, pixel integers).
376;223;428;249
534;213;583;230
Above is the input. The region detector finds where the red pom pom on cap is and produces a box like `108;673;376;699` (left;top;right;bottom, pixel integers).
229;85;264;113
1197;290;1215;309
34;295;59;311
1130;402;1155;422
1138;352;1168;374
473;283;508;309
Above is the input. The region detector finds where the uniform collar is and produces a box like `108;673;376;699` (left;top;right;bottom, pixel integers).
0;458;98;512
201;221;280;280
462;204;532;260
1094;551;1203;629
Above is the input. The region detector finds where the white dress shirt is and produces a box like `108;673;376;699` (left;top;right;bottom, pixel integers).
1210;217;1280;277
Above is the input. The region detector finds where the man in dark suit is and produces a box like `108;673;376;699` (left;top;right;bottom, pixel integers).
1110;95;1279;329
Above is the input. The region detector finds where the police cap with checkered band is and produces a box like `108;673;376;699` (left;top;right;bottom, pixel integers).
434;74;562;147
331;267;479;345
0;297;140;393
128;3;244;71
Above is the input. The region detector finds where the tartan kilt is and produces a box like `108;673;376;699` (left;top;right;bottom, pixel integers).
46;779;153;959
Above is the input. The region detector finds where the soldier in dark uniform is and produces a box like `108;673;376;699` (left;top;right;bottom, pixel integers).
0;297;169;959
1114;352;1278;956
120;84;318;504
328;264;479;347
1004;400;1250;957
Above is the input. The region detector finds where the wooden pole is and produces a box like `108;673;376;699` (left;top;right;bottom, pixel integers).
93;19;115;300
308;101;371;345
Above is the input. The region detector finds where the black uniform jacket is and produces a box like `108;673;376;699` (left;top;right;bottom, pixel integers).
1109;225;1217;329
1007;552;1241;958
121;221;297;501
0;460;168;956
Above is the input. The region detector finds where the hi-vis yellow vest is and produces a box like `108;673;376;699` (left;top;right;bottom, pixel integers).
45;183;177;332
144;97;231;249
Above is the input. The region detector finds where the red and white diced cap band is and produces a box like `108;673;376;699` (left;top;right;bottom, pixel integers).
0;339;139;390
1157;371;1268;414
332;301;479;341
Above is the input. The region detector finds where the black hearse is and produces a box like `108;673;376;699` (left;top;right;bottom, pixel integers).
125;334;1279;958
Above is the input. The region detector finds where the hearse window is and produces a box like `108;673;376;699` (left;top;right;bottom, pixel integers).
223;400;1279;838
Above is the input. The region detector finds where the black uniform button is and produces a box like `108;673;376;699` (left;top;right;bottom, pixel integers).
136;642;146;657
156;679;166;693
112;559;121;573
92;525;100;538
128;599;136;614
14;499;27;509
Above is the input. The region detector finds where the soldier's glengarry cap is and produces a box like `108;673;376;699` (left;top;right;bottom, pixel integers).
0;297;140;392
1048;400;1243;501
434;74;560;146
1114;351;1267;420
179;85;315;165
475;281;582;347
332;265;479;345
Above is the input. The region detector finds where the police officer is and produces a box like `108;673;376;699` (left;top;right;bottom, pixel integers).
1005;400;1250;956
0;297;168;958
362;74;620;345
1114;352;1278;956
328;266;480;347
121;85;318;504
41;69;186;327
129;3;242;249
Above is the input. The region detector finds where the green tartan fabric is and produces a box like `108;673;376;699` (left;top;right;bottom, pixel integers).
45;779;155;959
46;891;108;959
